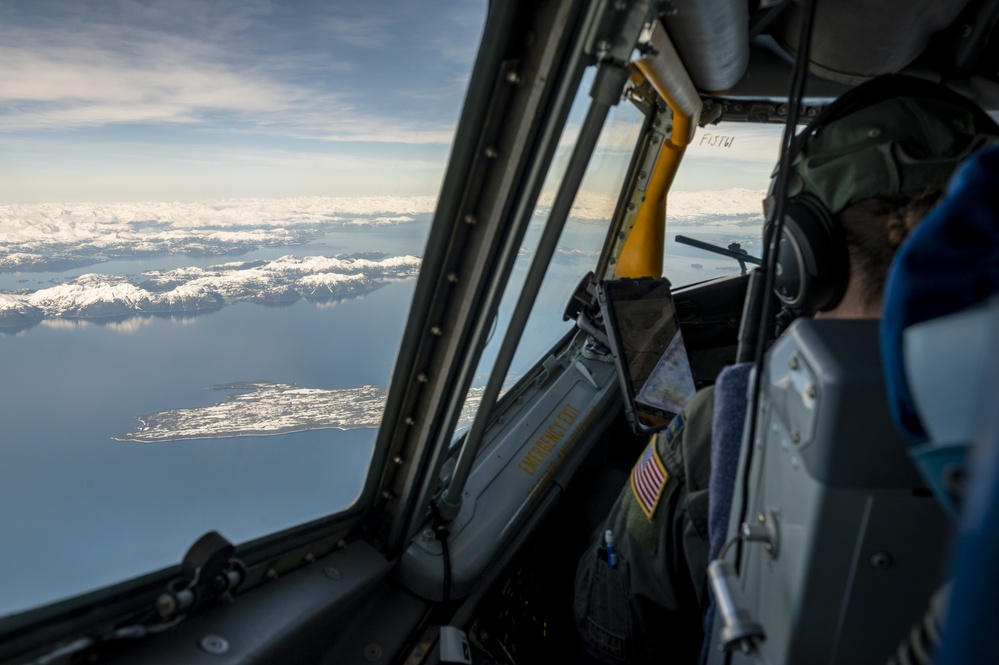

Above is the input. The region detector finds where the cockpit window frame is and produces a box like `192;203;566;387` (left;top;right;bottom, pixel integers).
363;0;598;556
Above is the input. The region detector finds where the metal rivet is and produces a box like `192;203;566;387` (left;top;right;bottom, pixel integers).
404;416;416;426
807;384;817;398
757;513;766;523
200;635;229;655
422;528;435;541
156;593;176;617
789;356;799;370
650;135;659;144
364;643;383;662
627;202;635;212
463;213;477;225
304;552;316;563
790;431;801;444
381;490;395;500
337;539;347;550
430;326;443;336
484;146;498;158
871;552;893;569
868;127;881;138
266;568;278;581
506;71;521;85
446;272;459;283
417;373;429;383
325;566;342;580
638;171;647;179
393;455;404;465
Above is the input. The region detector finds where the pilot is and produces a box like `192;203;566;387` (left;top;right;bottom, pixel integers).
573;76;999;664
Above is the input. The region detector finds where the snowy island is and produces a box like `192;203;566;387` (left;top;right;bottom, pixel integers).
0;253;421;329
115;381;484;442
0;197;434;329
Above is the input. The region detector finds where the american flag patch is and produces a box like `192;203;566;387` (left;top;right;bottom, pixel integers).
630;437;669;519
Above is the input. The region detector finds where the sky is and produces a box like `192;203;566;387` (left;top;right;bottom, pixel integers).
0;0;487;203
0;0;785;207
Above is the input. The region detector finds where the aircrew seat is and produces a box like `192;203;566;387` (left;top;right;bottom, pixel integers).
879;145;999;665
704;316;949;665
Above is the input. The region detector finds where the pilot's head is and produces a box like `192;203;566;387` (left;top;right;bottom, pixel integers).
765;75;999;317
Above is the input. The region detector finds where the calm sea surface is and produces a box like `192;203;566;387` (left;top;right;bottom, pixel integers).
0;218;745;617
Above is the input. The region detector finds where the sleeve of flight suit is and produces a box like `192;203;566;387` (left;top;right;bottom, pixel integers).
574;386;715;664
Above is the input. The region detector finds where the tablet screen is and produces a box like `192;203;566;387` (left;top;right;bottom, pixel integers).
598;278;696;432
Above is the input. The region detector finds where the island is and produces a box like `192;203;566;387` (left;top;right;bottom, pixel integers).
0;253;421;329
115;381;485;443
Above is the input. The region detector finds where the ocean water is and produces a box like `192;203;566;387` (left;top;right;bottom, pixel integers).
0;221;588;619
0;216;748;618
0;272;415;617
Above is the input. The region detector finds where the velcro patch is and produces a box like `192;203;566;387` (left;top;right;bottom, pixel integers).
586;617;627;661
630;438;669;519
663;412;684;445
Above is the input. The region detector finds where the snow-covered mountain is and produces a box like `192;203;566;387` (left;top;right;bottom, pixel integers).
0;253;421;329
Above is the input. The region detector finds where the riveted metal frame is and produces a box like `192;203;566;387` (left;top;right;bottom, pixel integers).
364;0;598;555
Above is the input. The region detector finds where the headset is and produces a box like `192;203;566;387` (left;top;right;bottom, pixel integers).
764;75;999;314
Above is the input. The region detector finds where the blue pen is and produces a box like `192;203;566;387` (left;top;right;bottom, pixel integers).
604;529;618;569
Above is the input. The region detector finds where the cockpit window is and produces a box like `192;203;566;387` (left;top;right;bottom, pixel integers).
662;123;784;287
0;0;485;618
462;69;645;426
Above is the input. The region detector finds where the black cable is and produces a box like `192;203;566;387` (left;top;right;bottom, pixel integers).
725;0;818;658
430;503;452;615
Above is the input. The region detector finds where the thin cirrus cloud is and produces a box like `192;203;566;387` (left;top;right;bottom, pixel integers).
0;1;482;141
0;0;487;201
0;37;355;135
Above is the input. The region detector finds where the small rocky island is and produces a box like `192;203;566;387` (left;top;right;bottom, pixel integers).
115;382;387;442
115;381;485;443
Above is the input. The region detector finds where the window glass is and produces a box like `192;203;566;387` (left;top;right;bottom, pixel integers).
462;70;645;425
663;123;785;287
0;0;485;618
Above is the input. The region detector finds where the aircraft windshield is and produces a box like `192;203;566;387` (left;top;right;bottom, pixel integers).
463;68;646;421
663;123;785;285
0;0;485;619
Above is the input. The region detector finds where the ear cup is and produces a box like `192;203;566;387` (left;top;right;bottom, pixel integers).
765;74;999;314
773;195;849;312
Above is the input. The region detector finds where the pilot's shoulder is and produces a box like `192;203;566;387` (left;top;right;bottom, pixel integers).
656;385;715;486
657;385;715;453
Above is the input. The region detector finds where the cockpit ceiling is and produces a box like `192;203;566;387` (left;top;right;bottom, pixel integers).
660;0;999;110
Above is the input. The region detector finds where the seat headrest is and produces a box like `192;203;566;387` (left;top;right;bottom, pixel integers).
880;145;999;443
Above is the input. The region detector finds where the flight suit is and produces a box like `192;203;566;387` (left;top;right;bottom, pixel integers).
574;386;714;664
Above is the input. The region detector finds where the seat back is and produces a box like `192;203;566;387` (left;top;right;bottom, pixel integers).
879;145;999;665
706;318;948;664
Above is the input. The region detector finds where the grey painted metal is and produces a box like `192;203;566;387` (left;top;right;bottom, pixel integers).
399;339;619;600
707;319;948;664
663;0;749;93
439;61;630;519
641;21;703;132
369;0;590;556
101;541;400;664
397;14;592;551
